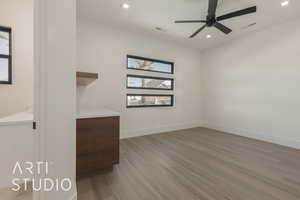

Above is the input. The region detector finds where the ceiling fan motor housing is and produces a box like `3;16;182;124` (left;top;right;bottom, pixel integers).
206;15;216;27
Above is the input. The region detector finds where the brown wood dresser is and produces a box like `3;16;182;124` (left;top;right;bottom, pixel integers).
76;110;120;180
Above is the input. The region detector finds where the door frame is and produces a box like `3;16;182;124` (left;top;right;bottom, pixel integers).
33;0;77;199
33;0;45;199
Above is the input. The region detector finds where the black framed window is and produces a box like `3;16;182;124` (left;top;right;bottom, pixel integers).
127;55;174;74
0;26;12;84
127;74;174;90
127;94;174;108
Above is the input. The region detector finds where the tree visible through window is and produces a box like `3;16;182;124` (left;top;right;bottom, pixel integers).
126;55;175;108
127;55;174;74
127;75;173;90
127;94;174;108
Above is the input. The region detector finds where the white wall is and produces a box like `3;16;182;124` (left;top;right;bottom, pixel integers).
35;0;77;199
77;19;203;138
0;0;34;190
0;0;33;118
201;19;300;149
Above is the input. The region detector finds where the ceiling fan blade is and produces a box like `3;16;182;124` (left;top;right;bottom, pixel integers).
189;24;206;38
217;6;257;21
175;20;207;23
214;22;232;34
208;0;219;17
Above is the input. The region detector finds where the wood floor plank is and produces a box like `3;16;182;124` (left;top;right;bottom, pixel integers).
0;187;32;200
77;127;300;200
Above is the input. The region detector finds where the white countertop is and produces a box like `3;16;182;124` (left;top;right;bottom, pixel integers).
76;108;120;119
0;108;120;126
0;111;33;126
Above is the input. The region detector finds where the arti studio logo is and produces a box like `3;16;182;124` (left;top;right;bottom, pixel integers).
12;161;72;192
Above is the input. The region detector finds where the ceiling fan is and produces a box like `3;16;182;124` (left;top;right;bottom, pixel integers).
175;0;257;38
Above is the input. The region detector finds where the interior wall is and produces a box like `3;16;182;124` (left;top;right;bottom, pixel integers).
35;0;77;199
77;19;203;138
201;19;300;149
0;0;33;118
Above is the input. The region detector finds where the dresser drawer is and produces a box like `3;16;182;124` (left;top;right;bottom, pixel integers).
76;116;120;179
77;150;113;179
77;130;114;155
77;117;118;155
77;117;117;130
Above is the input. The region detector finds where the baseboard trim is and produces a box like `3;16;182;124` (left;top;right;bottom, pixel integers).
70;192;77;200
202;123;300;150
121;122;203;139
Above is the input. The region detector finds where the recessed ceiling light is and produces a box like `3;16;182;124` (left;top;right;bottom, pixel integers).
122;3;130;9
206;34;212;39
281;0;289;7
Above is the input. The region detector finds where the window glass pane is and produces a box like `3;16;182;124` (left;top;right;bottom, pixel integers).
0;58;9;81
127;75;173;90
127;95;173;107
0;31;9;55
127;56;173;74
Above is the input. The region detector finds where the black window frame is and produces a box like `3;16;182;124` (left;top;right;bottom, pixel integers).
127;74;174;91
127;94;174;108
127;55;174;74
0;26;12;84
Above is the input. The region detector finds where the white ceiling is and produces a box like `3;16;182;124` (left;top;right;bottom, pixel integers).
78;0;300;50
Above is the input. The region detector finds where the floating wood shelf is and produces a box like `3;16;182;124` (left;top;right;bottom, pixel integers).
76;72;98;86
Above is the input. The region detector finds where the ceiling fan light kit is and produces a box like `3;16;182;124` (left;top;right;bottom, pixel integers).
175;0;257;38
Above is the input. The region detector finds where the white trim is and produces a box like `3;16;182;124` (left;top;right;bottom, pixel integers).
202;123;300;150
77;108;120;119
0;120;33;126
0;111;33;126
69;191;77;200
33;0;45;199
121;122;203;139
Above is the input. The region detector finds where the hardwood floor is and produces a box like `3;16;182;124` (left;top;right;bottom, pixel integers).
77;127;300;200
0;188;31;200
